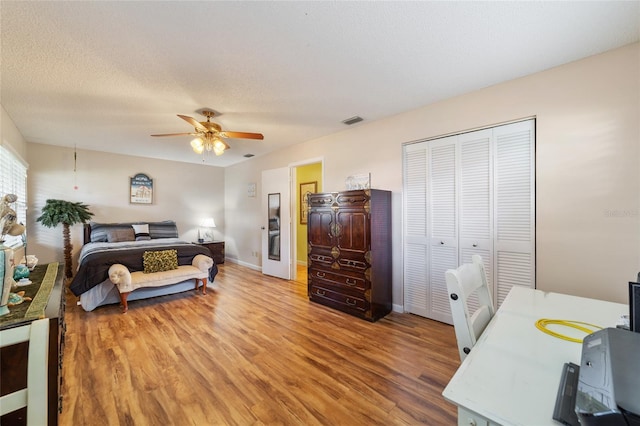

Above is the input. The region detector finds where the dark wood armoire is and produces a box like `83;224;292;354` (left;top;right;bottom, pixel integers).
307;189;392;322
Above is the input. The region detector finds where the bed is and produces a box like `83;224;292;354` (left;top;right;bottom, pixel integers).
69;220;218;311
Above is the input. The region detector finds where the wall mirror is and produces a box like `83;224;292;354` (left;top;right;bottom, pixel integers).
268;193;281;261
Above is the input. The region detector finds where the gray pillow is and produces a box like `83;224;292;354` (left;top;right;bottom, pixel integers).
106;228;135;243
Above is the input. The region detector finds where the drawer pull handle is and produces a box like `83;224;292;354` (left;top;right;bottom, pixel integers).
346;298;356;306
316;289;325;296
472;243;478;247
316;272;325;278
346;278;356;285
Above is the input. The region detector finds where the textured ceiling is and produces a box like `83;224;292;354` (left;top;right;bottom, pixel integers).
1;1;639;167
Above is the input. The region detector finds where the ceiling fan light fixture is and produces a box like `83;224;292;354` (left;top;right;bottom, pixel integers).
191;137;204;154
213;139;226;150
212;138;226;156
213;145;225;156
152;110;263;158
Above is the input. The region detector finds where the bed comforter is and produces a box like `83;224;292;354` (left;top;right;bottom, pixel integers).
69;238;218;296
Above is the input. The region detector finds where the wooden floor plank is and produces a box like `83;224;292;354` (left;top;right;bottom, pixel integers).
60;262;460;425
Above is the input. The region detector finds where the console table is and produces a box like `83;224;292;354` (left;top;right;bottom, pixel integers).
0;263;65;426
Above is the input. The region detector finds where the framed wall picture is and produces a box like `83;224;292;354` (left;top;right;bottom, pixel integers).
299;181;317;224
247;182;256;198
130;173;153;204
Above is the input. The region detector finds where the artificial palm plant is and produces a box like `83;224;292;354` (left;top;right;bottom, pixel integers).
37;199;94;279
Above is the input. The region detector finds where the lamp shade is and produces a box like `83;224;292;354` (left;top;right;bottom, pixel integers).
200;217;216;228
191;137;204;154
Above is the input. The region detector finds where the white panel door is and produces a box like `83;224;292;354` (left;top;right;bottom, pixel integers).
261;167;291;280
428;137;459;323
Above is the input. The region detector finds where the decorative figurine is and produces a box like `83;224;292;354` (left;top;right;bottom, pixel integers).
0;194;25;242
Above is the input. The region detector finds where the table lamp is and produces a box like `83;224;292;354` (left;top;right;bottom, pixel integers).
199;217;216;243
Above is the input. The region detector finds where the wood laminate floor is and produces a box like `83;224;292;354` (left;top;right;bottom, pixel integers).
60;262;460;425
295;264;307;285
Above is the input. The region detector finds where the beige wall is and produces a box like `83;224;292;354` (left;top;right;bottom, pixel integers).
26;143;225;271
226;43;640;306
1;105;28;160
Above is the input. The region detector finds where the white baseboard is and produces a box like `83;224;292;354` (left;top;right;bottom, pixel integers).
392;303;403;313
225;257;261;271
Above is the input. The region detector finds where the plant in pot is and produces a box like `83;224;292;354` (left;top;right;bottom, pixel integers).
37;199;94;279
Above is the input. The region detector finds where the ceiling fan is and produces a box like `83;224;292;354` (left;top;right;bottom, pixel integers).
151;110;263;156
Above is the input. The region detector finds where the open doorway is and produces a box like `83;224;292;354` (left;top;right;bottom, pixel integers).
290;159;323;283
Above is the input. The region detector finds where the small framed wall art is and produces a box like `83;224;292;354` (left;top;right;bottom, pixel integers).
130;173;153;204
247;182;257;198
299;181;317;224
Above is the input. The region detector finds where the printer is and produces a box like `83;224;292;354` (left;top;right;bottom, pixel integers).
576;327;640;426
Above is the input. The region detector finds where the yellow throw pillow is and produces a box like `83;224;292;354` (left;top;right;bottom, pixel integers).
143;249;178;274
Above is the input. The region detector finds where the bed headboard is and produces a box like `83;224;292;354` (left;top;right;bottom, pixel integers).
83;221;179;245
83;223;92;245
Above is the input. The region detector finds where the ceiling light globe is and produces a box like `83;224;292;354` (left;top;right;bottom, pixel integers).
190;137;203;148
190;137;205;154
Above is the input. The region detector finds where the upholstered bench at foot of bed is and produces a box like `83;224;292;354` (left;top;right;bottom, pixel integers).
108;254;213;313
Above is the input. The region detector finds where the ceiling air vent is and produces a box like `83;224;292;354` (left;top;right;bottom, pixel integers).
342;116;363;125
244;154;255;158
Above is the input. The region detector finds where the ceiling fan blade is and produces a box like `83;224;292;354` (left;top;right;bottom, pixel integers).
177;114;208;132
220;131;264;140
151;132;197;137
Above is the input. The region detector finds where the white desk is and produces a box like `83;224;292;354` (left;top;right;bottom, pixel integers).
442;286;628;426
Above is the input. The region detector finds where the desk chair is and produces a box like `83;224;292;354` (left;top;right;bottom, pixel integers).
445;255;495;361
0;318;49;425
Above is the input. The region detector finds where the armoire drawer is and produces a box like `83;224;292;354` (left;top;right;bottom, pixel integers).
335;191;369;207
308;251;334;268
309;284;368;313
309;268;367;291
335;256;368;272
308;193;334;207
310;247;369;272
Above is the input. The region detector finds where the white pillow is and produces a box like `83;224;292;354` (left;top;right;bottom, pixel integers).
132;223;151;241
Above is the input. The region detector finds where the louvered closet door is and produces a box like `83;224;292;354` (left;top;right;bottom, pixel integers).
493;120;535;305
402;119;535;324
403;143;429;317
427;137;459;323
458;130;493;314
